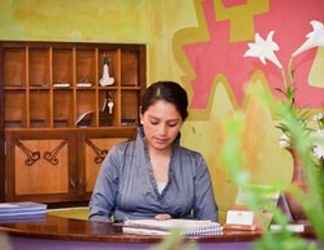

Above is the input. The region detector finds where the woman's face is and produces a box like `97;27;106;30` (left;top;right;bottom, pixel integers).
140;100;183;152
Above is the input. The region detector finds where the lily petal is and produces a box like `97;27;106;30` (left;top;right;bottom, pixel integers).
243;31;282;69
292;20;324;57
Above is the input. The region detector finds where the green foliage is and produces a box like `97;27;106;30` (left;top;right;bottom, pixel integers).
275;85;295;107
254;232;317;250
275;85;312;147
151;229;197;250
274;88;324;232
221;83;324;249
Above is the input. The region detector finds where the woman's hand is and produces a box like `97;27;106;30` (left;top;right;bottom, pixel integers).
154;213;171;220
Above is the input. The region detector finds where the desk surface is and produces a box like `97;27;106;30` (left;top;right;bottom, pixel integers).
0;216;317;250
0;215;264;243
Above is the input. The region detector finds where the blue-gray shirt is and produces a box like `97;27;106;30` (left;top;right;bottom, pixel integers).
89;127;218;222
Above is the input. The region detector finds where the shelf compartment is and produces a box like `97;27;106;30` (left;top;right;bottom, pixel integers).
99;90;117;127
30;90;50;128
5;91;27;128
121;48;139;86
76;90;96;128
53;90;73;128
3;48;26;87
52;48;73;86
98;49;119;87
121;90;140;127
29;47;50;87
4;120;24;128
76;48;96;88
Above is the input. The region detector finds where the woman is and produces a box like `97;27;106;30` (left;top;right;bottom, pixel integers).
89;81;218;222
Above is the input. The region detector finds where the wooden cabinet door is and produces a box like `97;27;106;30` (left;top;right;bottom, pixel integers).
83;137;128;193
5;130;77;203
79;128;136;197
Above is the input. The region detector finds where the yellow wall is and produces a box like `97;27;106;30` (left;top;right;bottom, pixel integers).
0;0;294;222
0;0;195;83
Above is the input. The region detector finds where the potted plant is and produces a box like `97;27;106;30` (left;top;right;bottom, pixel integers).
243;20;324;221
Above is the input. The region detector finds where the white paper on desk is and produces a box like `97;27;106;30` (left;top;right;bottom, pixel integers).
124;219;217;230
0;204;19;208
123;227;169;236
226;210;254;225
123;219;222;236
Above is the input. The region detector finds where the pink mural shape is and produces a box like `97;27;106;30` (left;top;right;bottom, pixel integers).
184;0;324;109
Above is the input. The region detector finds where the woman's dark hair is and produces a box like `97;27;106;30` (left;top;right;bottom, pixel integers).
141;81;189;121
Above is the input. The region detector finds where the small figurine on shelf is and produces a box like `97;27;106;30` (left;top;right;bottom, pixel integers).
107;99;114;115
100;91;114;126
99;56;114;87
102;91;114;114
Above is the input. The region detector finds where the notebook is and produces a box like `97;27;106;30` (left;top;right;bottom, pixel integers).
0;202;47;218
122;219;223;236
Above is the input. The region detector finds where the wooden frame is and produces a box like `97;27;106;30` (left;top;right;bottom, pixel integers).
0;46;5;201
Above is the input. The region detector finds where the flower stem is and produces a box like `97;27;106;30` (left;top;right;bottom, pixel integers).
281;68;288;90
287;56;294;87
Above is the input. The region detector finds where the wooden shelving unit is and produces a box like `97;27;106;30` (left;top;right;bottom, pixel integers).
0;41;146;204
2;42;146;129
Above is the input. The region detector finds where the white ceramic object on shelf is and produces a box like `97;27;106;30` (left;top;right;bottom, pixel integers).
100;57;114;86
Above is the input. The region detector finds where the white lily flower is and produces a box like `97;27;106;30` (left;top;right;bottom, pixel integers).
311;130;324;159
312;112;324;130
279;133;290;148
292;20;324;58
312;112;324;122
313;145;324;159
244;31;283;69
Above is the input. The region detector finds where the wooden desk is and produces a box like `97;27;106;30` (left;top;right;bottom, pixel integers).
0;215;313;250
